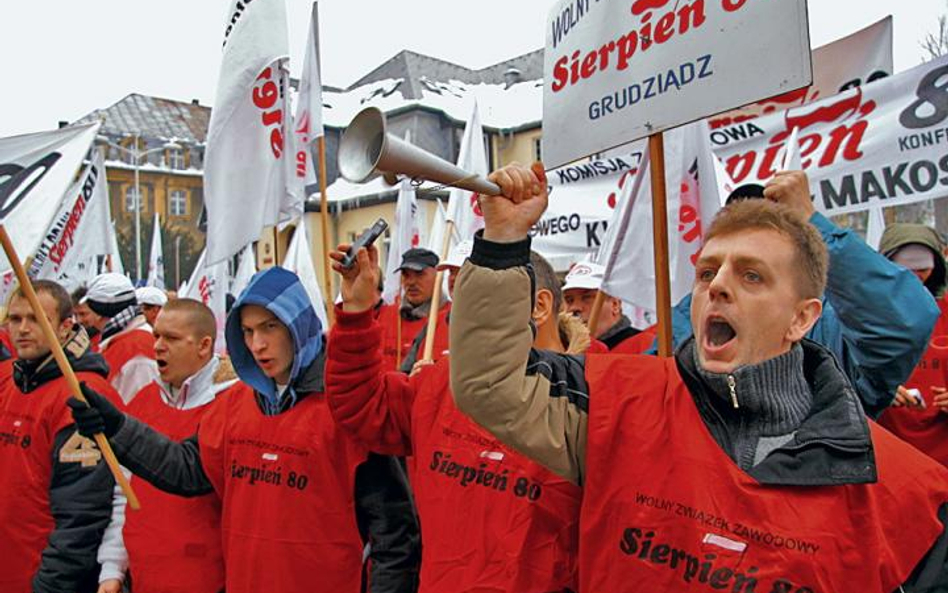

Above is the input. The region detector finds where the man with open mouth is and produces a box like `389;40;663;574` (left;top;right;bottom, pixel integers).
449;162;948;592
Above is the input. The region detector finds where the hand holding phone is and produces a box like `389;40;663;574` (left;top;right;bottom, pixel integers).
341;219;388;269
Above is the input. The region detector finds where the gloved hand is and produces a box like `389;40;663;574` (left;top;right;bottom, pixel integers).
67;383;126;438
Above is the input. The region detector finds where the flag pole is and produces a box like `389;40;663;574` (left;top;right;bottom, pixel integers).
586;291;607;342
421;220;455;362
317;136;335;327
0;225;140;510
648;133;673;357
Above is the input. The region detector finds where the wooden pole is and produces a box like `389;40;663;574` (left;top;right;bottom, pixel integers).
586;290;607;341
0;226;140;509
422;220;456;362
648;133;674;357
395;293;403;370
317;136;335;327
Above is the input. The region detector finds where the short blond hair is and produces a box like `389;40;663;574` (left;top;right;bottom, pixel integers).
704;200;828;299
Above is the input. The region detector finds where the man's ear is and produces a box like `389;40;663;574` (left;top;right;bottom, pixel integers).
532;289;555;327
786;298;822;343
198;335;214;358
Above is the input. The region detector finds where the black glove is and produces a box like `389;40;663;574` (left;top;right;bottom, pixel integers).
66;383;126;438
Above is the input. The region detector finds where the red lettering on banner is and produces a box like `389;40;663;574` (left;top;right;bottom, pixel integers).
253;67;284;159
198;276;211;305
607;168;638;209
49;196;89;268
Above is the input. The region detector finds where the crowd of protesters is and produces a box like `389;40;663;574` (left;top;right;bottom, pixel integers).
2;164;948;593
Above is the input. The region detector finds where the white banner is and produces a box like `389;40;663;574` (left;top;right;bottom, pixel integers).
230;243;257;299
446;101;487;243
182;249;228;354
712;54;948;217
146;213;165;289
205;0;292;264
383;178;423;304
0;122;100;273
29;148;111;287
281;217;328;329
710;16;893;129
542;0;811;168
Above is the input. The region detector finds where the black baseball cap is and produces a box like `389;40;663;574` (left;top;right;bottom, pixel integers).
396;248;439;272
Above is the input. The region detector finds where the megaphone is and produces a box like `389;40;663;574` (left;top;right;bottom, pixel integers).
338;107;500;196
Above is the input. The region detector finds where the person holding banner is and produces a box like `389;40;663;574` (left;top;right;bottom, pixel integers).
68;267;420;593
326;242;584;593
450;162;948;592
82;273;158;404
664;172;940;417
878;223;948;468
378;248;449;371
562;262;655;354
0;280;119;593
94;299;233;593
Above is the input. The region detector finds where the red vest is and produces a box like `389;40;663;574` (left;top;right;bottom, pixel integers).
102;328;156;382
609;325;657;354
581;354;948;593
123;384;225;593
0;371;119;592
879;297;948;467
411;359;581;592
377;301;449;372
198;383;367;593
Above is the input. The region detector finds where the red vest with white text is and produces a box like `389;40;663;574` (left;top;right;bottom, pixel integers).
101;327;156;403
880;296;948;467
123;384;226;593
377;302;449;372
198;383;367;593
581;354;948;593
411;358;580;592
0;372;119;592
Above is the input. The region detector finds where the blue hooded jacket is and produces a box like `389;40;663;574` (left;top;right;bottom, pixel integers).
225;267;323;415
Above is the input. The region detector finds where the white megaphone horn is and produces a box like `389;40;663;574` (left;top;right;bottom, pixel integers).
338;107;500;196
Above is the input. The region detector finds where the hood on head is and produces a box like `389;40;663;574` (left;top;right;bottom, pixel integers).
224;267;323;398
879;223;947;297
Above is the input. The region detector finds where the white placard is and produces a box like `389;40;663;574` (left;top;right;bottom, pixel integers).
542;0;812;168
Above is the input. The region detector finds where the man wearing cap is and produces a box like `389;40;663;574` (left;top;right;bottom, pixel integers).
377;247;449;372
135;286;169;330
398;240;473;372
563;262;655;354
72;287;104;351
878;223;948;468
83;273;158;404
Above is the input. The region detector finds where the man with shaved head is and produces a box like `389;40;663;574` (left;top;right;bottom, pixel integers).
95;298;234;593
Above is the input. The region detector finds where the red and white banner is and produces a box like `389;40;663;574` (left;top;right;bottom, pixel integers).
382;178;423;305
29;148;112;288
446;101;488;242
0;122;100;273
713;54;948;217
205;0;292;264
182;248;228;354
542;0;811;167
710;16;893;129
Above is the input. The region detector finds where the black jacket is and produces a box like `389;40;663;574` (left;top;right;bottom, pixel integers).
13;328;115;593
106;350;420;593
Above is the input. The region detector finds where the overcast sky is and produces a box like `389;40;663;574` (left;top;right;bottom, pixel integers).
0;0;944;137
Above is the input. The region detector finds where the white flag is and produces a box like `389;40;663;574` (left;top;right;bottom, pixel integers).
205;0;292;264
30;148;112;288
106;219;125;276
0;122;101;273
281;217;328;329
445;101;488;243
296;3;324;142
181;249;228;354
231;243;257;298
600;121;731;317
382;181;424;304
146;213;165;289
866;207;886;251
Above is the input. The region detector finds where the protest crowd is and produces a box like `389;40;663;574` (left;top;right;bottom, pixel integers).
6;1;948;592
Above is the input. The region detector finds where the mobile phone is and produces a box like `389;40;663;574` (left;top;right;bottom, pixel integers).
907;388;926;408
341;219;388;268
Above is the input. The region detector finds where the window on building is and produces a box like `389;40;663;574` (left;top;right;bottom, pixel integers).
125;187;140;212
170;190;187;216
533;136;542;162
167;148;185;170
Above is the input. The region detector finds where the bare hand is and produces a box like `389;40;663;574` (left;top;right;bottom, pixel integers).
409;359;435;378
892;385;924;409
97;579;122;593
481;162;549;243
330;242;380;313
764;170;815;219
933;386;948;413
